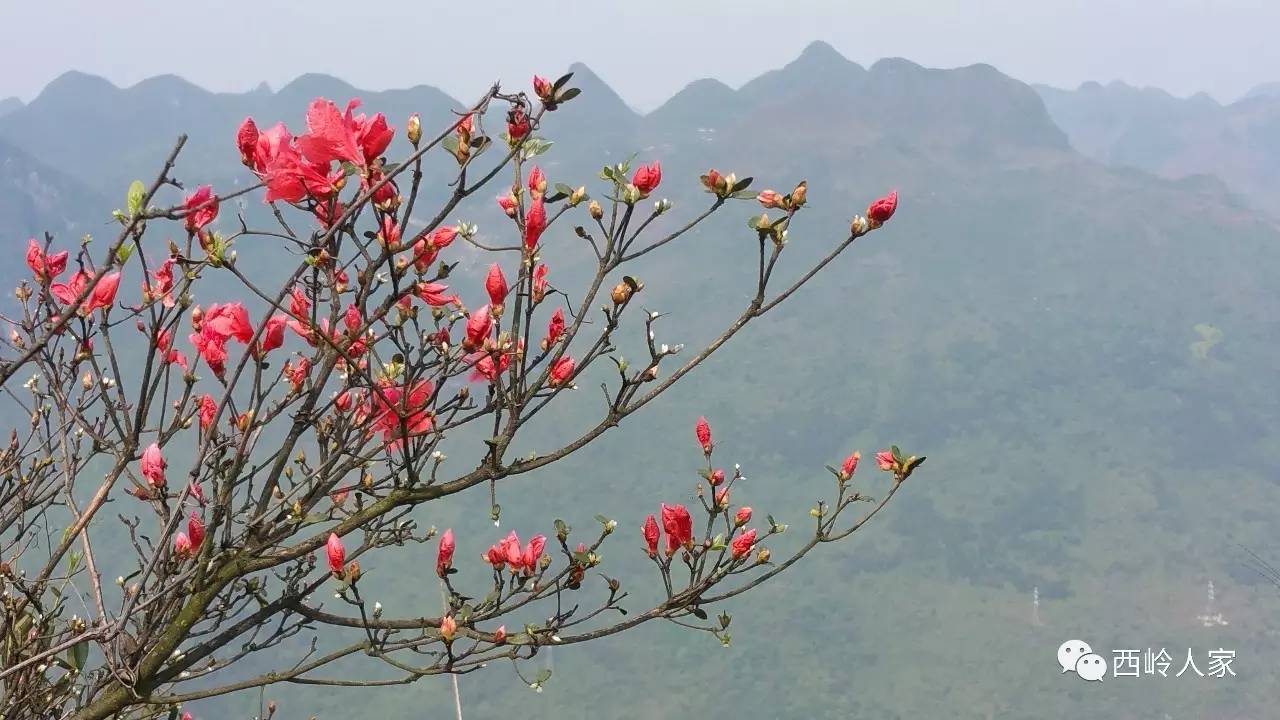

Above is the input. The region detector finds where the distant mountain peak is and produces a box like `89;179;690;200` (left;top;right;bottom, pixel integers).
277;73;358;100
0;97;22;118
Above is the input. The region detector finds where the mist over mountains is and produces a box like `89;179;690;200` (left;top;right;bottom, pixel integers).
3;41;1279;719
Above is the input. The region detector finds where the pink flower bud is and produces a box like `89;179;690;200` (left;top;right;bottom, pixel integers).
866;191;898;227
731;528;757;559
436;529;455;577
642;514;660;558
325;533;346;575
695;416;713;455
735;506;752;526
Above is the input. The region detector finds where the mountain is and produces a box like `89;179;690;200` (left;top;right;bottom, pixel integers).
1243;81;1280;101
0;71;461;202
0;97;21;118
6;44;1280;720
0;136;107;263
1037;79;1280;216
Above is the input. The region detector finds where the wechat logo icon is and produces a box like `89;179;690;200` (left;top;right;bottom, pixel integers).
1058;639;1107;682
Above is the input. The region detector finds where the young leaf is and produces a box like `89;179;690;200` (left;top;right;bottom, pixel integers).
126;181;146;217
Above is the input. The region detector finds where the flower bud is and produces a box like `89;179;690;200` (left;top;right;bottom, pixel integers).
790;181;807;206
756;548;771;564
588;200;603;220
440;614;457;642
569;186;587;207
493;625;507;644
611;282;633;305
407;113;422;145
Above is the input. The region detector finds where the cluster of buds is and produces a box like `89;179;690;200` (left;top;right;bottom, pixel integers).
874;445;925;482
852;190;899;235
532;73;580;111
756;180;807;211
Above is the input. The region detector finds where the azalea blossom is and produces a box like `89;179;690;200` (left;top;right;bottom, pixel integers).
660;503;693;555
642;514;660;558
840;451;861;480
173;532;193;560
140;443;167;489
437;528;455;577
325;533;346;574
26;239;68;283
549;356;575;386
866;191;898;226
876;450;896;471
528;166;547;197
524;197;547;250
197;394;217;431
731;528;758;559
463;305;493;351
183;185;219;234
542;307;565;350
485;264;509;307
631;161;662;195
51;271;121;316
735;506;753;526
531;264;549;304
187;511;205;550
695;416;713;454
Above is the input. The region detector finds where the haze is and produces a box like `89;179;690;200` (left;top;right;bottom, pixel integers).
2;0;1276;108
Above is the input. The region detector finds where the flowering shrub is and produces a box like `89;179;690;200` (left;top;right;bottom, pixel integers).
0;74;918;718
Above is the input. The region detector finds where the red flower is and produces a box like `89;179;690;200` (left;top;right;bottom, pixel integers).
325;532;346;574
507;107;531;142
875;450;895;471
493;625;507;644
866;191;898;226
289;287;310;318
734;506;752;526
51;271;121;315
485;264;509;307
695;416;713;455
427;226;459;249
370;380;434;443
378;215;401;247
757;190;783;209
709;468;725;486
189;481;206;507
631;161;661;195
497;193;518;217
297;98;362;168
483;544;506;568
183;185;219;234
26;239;68;283
531;264;549;304
542;307;565;350
549;356;575;386
533;75;554;103
236;117;259;166
436;528;455;577
174;532;193;559
714;487;730;508
731;528;757;559
284;358;310;392
463;305;492;351
416;282;458;307
660;503;693;555
642;514;660;558
203;303;254;344
143;259;176;307
187;511;205;551
253;315;287;358
528;166;547;197
197;394;217;431
140;443;167;489
840;451;860;480
522;534;546;572
524;197;547;250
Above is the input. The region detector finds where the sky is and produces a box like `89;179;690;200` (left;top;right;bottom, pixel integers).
2;0;1276;109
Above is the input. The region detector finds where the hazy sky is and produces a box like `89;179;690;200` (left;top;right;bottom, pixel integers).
2;0;1276;109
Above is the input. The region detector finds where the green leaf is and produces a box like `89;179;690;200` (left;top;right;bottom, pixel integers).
126;181;146;217
558;87;581;103
116;243;135;265
554;183;575;196
68;640;88;671
690;607;708;620
731;176;754;192
731;189;759;199
593;514;611;526
535;668;552;684
552;73;575;91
